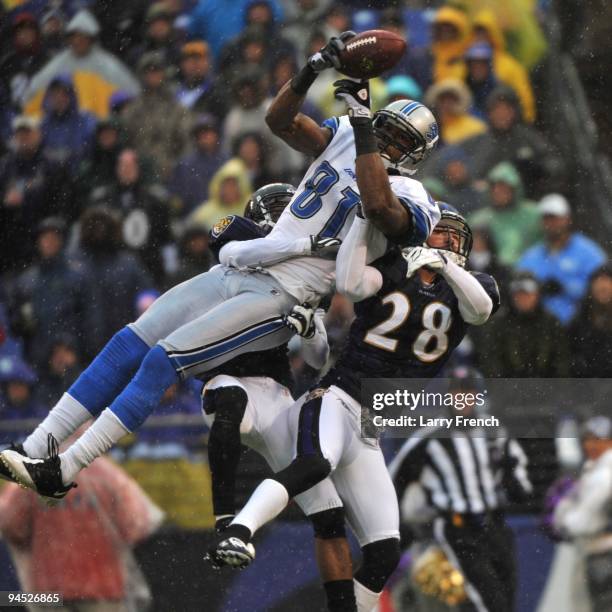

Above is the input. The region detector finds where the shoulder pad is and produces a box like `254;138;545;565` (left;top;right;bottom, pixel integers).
210;215;237;238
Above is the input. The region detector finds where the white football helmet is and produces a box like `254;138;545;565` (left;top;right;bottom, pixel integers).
372;99;439;175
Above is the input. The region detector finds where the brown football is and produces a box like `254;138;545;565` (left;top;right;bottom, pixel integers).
338;30;406;79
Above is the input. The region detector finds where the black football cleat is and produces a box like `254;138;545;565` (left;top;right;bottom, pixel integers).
0;443;25;483
0;434;76;505
205;536;256;570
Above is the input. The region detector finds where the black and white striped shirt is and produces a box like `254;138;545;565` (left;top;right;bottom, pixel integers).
389;428;532;515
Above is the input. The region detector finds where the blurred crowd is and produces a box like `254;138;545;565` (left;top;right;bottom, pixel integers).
0;0;611;489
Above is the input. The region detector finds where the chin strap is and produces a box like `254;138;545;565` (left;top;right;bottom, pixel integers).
382;157;417;176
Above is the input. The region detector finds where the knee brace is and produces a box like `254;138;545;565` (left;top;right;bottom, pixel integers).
274;454;332;498
310;507;346;540
202;385;248;422
354;538;401;593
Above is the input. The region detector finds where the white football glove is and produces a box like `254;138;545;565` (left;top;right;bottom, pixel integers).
402;247;446;278
283;304;316;338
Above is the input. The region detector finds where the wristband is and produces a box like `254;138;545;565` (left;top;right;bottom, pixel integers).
291;64;318;95
352;118;378;156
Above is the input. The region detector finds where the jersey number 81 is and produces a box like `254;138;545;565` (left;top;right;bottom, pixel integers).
290;161;360;238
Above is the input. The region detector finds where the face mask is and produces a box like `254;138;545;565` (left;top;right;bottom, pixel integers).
469;251;491;270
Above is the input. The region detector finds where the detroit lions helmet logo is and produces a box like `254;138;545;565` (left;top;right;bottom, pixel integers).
426;122;439;143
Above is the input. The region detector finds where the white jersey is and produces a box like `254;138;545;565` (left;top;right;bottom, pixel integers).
266;115;440;303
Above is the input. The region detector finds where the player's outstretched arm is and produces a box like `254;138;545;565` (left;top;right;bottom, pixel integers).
266;81;331;157
266;31;355;157
219;233;311;268
334;79;412;238
439;258;495;325
218;233;342;269
335;214;383;302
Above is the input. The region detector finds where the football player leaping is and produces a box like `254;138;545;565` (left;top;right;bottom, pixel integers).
0;32;440;503
199;306;358;611
211;206;500;612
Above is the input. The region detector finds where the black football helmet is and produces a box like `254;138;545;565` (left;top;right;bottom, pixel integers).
430;202;473;267
244;183;296;232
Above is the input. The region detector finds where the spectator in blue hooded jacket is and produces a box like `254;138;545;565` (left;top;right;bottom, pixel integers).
9;217;91;366
463;42;499;120
168;114;227;217
35;333;82;406
0;354;47;446
69;206;153;358
41;74;97;169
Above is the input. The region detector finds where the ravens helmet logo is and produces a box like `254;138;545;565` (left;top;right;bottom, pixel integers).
211;215;235;238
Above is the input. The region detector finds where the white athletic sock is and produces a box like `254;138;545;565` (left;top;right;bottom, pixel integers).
59;409;129;485
232;479;289;536
23;393;92;458
354;579;380;612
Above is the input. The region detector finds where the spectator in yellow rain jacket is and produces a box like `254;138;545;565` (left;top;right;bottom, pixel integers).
188;158;252;230
469;9;536;122
451;0;547;70
424;78;487;146
432;6;472;83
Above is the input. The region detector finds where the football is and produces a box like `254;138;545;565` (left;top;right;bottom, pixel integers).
338;30;406;79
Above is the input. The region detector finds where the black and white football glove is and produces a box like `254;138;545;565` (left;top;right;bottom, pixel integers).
309;235;342;256
334;78;372;119
307;30;356;72
402;247;447;278
284;304;316;339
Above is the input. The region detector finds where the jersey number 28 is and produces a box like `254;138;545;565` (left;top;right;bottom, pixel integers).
364;292;452;362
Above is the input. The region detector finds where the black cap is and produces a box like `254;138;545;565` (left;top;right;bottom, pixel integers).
37;216;67;237
509;271;539;294
191;113;218;136
486;85;520;111
233;64;264;89
138;50;167;73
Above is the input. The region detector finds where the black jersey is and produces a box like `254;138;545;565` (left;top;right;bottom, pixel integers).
321;249;500;400
208;215;266;261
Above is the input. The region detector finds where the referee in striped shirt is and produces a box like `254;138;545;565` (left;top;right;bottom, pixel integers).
389;367;532;612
